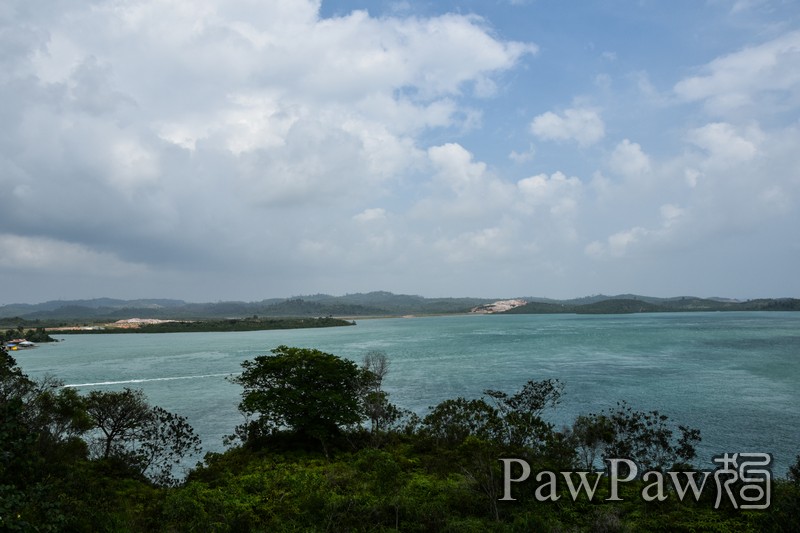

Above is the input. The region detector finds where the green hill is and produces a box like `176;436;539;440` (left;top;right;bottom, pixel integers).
504;297;800;314
2;293;798;323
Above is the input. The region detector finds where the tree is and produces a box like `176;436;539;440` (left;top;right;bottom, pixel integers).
362;350;390;391
0;347;91;528
233;345;366;451
138;405;203;486
789;454;800;485
422;397;504;447
0;348;39;488
1;345;201;529
421;379;564;451
0;346;35;404
598;401;701;472
570;413;614;471
361;350;390;433
86;388;152;461
85;388;202;485
359;350;414;437
0;350;88;482
26;377;92;464
484;378;564;450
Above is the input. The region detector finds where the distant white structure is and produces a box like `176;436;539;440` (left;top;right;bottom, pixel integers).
471;299;527;314
111;318;178;329
114;318;175;325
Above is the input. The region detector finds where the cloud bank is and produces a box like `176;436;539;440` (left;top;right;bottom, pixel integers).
1;0;798;301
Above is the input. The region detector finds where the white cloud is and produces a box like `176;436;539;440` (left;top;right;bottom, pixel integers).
0;1;547;304
684;168;702;188
434;227;508;263
608;227;648;256
516;171;582;216
686;122;763;165
108;138;160;192
609;139;651;178
684;123;799;224
585;118;800;265
353;208;387;223
255;10;538;101
530;107;605;146
509;144;536;163
660;204;685;228
586;227;648;258
407;145;585;265
730;0;769;13
29;31;84;84
412;143;516;223
585;203;686;259
428;143;488;192
1;0;534;249
674;31;800;117
421;145;584;225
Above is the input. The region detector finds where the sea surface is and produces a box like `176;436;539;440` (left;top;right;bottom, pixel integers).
15;312;800;476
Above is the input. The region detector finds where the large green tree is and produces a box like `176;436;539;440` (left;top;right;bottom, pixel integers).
233;345;367;450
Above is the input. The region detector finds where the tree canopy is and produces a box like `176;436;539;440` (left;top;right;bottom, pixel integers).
86;388;202;486
233;345;367;448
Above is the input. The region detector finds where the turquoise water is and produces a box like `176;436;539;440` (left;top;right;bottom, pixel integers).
16;312;800;475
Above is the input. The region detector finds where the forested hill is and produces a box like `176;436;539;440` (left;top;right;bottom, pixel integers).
504;296;800;314
1;292;798;323
0;292;494;322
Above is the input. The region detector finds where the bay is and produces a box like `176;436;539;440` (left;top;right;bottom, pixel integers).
15;312;800;475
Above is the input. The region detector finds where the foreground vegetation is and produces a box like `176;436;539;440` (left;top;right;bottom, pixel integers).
2;345;798;531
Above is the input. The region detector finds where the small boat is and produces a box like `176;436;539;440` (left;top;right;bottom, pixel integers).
4;339;36;350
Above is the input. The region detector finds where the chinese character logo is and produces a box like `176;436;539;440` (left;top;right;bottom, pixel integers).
713;452;771;510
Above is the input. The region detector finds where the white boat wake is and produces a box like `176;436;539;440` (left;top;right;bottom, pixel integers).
62;372;234;388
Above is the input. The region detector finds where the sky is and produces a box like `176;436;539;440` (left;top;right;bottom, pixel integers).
1;0;799;304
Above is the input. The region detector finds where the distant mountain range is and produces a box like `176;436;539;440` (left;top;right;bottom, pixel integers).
504;295;800;314
0;292;492;323
1;292;798;324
